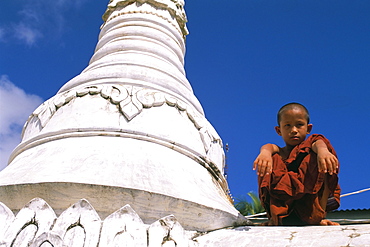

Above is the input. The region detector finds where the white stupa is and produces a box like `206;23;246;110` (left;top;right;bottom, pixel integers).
0;0;248;231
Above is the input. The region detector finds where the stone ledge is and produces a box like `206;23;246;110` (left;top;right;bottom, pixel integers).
194;225;370;247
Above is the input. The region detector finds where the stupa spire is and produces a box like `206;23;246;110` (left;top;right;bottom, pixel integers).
59;0;201;113
0;0;248;231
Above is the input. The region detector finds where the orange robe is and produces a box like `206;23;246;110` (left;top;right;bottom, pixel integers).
258;134;340;225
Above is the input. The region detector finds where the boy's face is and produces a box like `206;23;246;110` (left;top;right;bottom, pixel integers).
275;108;312;147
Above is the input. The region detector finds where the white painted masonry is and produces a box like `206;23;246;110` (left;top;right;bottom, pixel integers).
0;0;248;232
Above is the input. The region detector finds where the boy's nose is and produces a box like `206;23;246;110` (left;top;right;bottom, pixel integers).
291;126;298;133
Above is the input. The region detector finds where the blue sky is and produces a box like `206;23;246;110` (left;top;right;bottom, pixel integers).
0;0;369;210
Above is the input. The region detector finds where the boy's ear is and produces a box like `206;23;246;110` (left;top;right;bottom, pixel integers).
275;126;282;136
307;124;313;134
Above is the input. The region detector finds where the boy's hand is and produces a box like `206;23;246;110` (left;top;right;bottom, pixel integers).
312;140;339;175
253;150;273;177
317;149;339;175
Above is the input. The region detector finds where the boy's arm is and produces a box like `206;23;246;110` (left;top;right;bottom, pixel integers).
312;139;339;175
253;144;279;176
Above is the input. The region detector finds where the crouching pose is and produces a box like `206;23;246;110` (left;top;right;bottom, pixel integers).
253;103;340;226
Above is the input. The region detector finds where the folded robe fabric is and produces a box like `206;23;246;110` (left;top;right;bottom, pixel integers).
258;134;340;225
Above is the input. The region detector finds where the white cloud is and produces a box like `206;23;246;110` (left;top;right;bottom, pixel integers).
13;23;42;46
0;27;5;42
0;75;43;170
19;7;41;23
3;0;88;45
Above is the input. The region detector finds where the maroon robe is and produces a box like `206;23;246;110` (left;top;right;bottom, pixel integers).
258;134;340;225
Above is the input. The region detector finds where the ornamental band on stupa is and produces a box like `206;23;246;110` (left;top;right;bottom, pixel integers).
0;0;249;239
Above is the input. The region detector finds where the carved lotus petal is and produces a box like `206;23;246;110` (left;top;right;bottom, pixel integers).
30;232;63;247
120;100;143;121
100;204;147;247
0;202;14;239
2;198;56;246
148;215;189;247
51;199;101;247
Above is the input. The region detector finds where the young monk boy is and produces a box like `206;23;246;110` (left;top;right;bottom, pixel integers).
253;103;340;226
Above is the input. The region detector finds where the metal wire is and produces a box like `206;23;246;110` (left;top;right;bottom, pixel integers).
246;187;370;218
340;187;370;198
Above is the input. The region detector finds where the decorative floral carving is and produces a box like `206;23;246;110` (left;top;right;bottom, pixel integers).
103;0;188;38
100;205;147;246
137;88;165;108
148;214;190;246
51;199;101;247
0;198;196;247
0;203;14;235
0;198;56;246
24;84;206;136
21;84;225;187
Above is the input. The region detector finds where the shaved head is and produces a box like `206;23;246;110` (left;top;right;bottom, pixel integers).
277;103;310;126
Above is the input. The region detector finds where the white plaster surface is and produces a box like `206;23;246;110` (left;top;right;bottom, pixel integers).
194;225;370;247
0;135;243;230
0;0;247;232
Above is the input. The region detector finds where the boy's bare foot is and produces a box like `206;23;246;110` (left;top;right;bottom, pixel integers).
260;220;274;226
319;219;340;226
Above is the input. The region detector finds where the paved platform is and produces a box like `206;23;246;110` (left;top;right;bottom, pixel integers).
195;224;370;247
